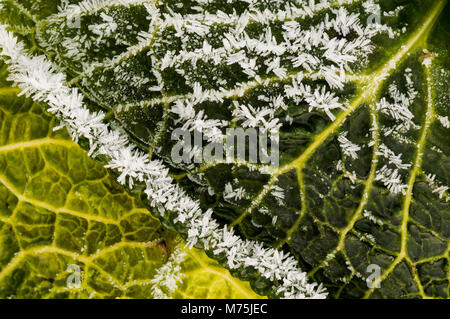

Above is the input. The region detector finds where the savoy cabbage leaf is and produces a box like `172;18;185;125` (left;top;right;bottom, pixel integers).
0;0;449;298
0;60;263;299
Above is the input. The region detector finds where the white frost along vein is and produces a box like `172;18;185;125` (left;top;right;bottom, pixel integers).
56;0;155;19
54;0;362;71
35;0;398;160
151;245;187;299
46;0;395;137
338;132;361;159
375;144;411;170
374;70;419;195
424;173;449;201
376;69;419;134
0;25;326;299
154;7;393;92
437;115;450;128
224;182;248;202
44;0;361;89
146;1;396;155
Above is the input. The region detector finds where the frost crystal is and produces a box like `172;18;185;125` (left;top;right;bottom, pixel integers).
338;132;361;159
151;245;187;299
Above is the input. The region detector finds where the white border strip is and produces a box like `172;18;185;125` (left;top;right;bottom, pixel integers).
0;24;326;299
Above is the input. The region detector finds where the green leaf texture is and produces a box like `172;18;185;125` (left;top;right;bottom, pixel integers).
176;248;264;299
1;0;449;298
0;61;262;299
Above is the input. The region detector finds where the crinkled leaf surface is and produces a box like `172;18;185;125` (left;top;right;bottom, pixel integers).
1;0;449;298
176;248;264;299
0;61;261;299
